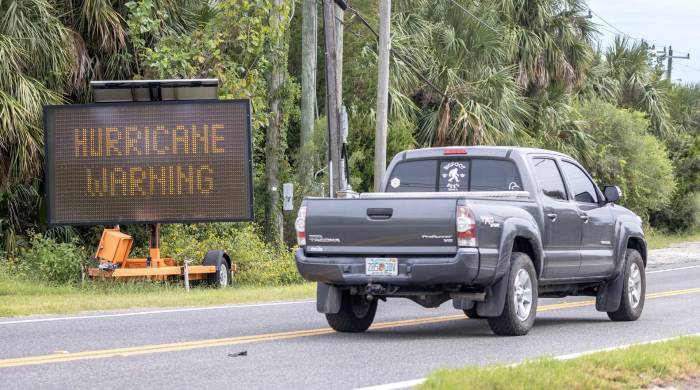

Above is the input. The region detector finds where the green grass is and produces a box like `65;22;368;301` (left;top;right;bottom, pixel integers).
646;230;700;249
0;275;315;317
420;336;700;390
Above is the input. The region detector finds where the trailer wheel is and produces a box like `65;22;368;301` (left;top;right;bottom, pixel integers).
203;251;231;288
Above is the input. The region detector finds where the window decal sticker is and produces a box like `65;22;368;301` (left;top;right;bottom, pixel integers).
441;161;467;191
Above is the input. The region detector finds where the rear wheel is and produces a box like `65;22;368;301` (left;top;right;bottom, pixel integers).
325;291;378;332
487;252;538;336
607;249;645;321
463;307;482;319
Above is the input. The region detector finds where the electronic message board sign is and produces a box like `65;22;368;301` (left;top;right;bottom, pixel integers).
44;100;253;225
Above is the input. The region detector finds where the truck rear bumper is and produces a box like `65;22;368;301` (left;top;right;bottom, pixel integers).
294;247;480;286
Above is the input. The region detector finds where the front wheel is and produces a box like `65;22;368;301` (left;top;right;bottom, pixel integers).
325;291;378;333
487;252;538;336
607;249;645;321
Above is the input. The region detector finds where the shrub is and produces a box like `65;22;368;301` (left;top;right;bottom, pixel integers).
651;191;700;233
160;223;302;286
574;99;676;222
651;129;700;232
16;234;88;284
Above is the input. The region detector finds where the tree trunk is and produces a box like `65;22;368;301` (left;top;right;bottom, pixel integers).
298;0;317;195
265;0;286;245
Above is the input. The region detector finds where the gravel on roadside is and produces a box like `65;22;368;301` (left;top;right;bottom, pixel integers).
647;241;700;269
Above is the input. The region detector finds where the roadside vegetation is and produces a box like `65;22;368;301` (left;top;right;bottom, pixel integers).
0;273;314;317
646;230;700;250
1;0;700;300
420;336;700;390
0;223;309;317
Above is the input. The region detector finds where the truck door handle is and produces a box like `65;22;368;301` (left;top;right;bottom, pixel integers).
546;213;557;222
580;214;590;223
367;208;393;220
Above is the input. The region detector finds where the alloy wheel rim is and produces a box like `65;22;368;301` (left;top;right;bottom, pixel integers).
513;269;533;321
219;264;228;287
628;263;642;308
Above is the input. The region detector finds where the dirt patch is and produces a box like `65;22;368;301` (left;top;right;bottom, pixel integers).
645;373;700;390
647;241;700;269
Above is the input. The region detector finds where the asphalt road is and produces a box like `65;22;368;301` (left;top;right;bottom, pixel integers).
1;262;699;390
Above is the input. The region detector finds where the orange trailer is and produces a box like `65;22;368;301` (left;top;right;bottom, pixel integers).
87;224;234;287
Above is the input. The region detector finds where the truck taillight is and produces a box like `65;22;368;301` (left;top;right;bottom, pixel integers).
295;206;307;246
456;205;476;247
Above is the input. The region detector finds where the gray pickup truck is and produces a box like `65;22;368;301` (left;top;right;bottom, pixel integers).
294;146;646;336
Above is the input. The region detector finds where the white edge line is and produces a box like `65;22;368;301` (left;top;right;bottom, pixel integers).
354;379;426;390
0;264;697;326
354;333;700;390
0;300;314;325
553;332;700;360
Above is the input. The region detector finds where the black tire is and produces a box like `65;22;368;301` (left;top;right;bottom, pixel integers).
203;252;230;288
325;290;378;333
463;307;482;319
607;249;645;321
487;252;538;336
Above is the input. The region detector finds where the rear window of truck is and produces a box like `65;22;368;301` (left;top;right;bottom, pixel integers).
386;158;522;192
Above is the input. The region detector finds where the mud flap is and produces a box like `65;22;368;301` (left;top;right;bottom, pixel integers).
475;269;510;317
316;283;342;314
452;297;475;310
596;272;624;312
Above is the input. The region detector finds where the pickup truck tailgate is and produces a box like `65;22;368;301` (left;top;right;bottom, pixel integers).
304;198;458;255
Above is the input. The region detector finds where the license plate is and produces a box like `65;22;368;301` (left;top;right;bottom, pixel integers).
365;258;398;276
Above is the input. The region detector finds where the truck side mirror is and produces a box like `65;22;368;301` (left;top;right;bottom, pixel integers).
603;185;622;203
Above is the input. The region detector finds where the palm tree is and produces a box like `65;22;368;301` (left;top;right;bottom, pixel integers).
54;0;209;100
387;0;531;146
0;0;205;253
496;0;597;96
603;36;672;135
0;0;71;187
0;0;72;254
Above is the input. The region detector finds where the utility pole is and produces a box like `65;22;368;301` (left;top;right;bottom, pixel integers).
264;0;287;244
335;3;347;191
322;0;345;197
374;0;391;191
665;46;690;81
299;0;317;194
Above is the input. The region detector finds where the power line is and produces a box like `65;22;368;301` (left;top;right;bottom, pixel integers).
445;0;501;35
596;24;620;37
588;8;679;60
346;6;450;101
589;9;643;42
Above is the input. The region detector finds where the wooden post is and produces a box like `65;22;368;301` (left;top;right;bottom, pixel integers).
335;4;346;191
322;0;342;197
299;0;317;194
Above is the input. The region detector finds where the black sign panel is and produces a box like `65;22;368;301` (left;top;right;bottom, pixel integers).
44;100;253;225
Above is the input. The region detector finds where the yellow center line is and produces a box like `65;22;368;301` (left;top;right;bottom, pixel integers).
1;287;698;368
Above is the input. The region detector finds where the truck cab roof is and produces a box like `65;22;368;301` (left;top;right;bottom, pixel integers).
396;146;572;162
